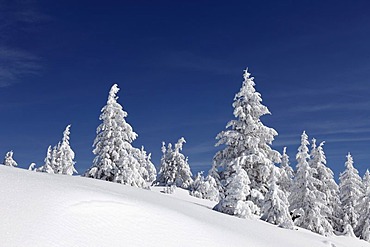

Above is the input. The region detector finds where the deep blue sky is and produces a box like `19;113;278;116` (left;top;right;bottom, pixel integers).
1;0;370;179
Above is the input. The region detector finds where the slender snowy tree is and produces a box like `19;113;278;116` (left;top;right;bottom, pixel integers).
310;139;341;232
356;170;370;240
339;153;363;233
357;181;370;241
55;125;77;175
214;157;258;218
278;147;294;194
133;146;156;183
36;145;55;174
213;68;280;208
289;131;333;236
190;171;219;201
84;84;147;188
261;166;294;229
3;151;18;167
156;138;193;189
363;170;370;192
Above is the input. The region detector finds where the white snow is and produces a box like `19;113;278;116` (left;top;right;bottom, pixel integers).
1;166;369;247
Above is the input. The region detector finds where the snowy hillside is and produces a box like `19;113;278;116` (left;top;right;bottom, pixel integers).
0;166;369;247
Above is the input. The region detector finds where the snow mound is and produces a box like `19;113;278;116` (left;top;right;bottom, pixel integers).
0;166;369;247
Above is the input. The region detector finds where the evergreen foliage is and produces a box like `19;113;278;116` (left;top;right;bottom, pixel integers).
261;166;294;229
3;151;18;167
214;157;258;218
37;125;77;175
190;171;219;201
289;131;333;236
309;139;341;232
339;153;363;232
156;138;193;189
278;147;294;194
84;84;149;188
213;69;280;208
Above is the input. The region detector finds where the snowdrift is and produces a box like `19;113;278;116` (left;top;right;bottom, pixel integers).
0;166;368;247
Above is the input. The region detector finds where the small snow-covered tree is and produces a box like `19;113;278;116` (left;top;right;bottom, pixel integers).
208;163;221;191
289;131;333;236
190;171;219;201
339;153;363;232
84;84;148;188
309;139;341;232
278;147;294;194
213;68;280;208
28;163;36;171
261;166;294;229
342;214;356;237
36;145;55;174
214;157;258;218
3;151;18;167
133;146;156;183
357;190;370;240
156;138;193;189
356;170;370;240
55;125;77;175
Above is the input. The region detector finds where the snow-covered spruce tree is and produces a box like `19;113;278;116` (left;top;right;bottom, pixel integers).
37;125;77;175
208;163;221;190
278;147;294;195
190;171;219;201
261;166;294;229
339;153;363;233
213;68;280;208
28;163;36;171
214;157;258;218
309;139;341;232
357;170;370;241
289;131;333;236
364;170;370;192
156;138;193;189
55;125;77;175
190;171;204;198
3;151;18;167
84;84;147;188
37;145;55;173
133;146;156;184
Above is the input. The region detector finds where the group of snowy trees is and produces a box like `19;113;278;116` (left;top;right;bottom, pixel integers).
1;125;77;175
209;68;370;241
2;68;370;241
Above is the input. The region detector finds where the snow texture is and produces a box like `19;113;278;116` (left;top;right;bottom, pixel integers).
0;166;368;247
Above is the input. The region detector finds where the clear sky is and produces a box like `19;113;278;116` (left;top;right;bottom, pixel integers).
1;0;370;179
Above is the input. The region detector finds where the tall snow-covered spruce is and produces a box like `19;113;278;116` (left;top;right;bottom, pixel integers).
84;84;155;188
213;68;280;209
339;153;363;235
289;131;333;236
309;139;341;232
156;137;193;189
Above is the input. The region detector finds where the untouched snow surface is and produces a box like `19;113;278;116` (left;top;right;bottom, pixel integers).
1;166;369;247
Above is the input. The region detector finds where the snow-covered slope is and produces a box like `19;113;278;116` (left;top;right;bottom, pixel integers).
0;166;369;247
